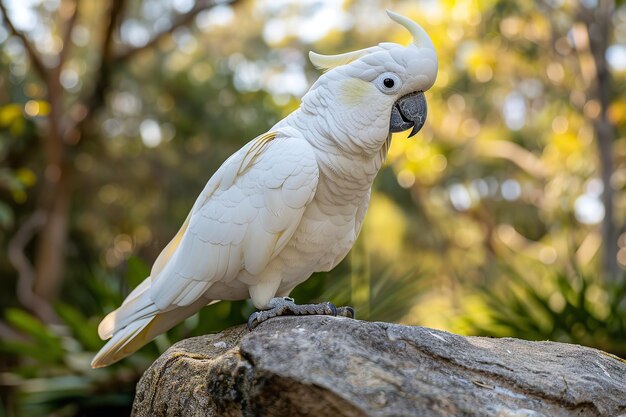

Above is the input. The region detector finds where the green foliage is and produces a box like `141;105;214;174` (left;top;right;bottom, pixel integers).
465;264;626;357
0;256;240;416
2;309;65;366
0;267;144;416
316;266;426;324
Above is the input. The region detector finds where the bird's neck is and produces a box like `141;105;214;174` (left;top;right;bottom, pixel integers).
277;108;390;206
291;83;391;157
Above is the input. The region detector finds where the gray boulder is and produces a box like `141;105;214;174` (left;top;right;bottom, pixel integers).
133;316;626;417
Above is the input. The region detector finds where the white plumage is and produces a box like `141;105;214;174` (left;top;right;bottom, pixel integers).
92;11;438;368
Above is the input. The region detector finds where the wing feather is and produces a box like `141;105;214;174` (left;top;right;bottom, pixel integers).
147;130;318;309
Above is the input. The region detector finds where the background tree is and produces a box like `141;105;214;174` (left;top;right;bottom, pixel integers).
0;0;241;320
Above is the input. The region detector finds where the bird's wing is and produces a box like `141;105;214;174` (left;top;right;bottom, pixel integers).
146;130;319;311
96;130;319;347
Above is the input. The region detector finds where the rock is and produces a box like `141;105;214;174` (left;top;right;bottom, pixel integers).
133;316;626;417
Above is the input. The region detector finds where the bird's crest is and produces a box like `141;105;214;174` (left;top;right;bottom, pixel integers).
308;10;435;71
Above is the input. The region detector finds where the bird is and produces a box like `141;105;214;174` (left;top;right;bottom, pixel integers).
92;10;438;368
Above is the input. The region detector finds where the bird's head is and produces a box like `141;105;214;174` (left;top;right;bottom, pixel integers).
304;10;438;153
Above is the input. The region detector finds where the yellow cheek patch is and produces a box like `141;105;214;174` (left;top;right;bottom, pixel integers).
338;78;375;106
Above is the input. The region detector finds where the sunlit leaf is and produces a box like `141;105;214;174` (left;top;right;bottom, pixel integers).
55;303;102;351
0;104;22;128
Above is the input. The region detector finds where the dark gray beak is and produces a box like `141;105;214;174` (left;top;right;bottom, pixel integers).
389;91;427;138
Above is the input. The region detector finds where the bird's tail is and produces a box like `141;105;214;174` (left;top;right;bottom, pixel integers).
91;278;211;368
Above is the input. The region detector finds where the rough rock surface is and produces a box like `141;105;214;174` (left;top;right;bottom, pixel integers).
133;316;626;417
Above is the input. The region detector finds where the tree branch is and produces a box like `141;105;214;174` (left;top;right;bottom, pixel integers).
7;211;60;324
101;0;126;64
114;0;238;64
85;0;126;111
64;0;127;136
0;0;48;81
58;0;80;67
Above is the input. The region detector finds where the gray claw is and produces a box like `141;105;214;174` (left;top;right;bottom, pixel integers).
247;311;261;330
325;302;338;316
337;306;355;318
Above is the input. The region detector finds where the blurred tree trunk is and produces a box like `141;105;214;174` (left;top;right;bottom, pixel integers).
33;57;73;301
33;170;72;301
577;0;618;280
1;0;239;313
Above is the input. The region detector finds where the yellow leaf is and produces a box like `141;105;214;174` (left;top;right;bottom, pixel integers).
16;168;37;187
0;104;22;128
36;100;51;116
551;132;581;155
608;102;626;125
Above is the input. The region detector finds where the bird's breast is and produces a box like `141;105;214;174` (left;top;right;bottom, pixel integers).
279;201;359;277
267;143;382;288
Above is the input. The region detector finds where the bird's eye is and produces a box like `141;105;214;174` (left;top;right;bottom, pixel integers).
374;73;402;94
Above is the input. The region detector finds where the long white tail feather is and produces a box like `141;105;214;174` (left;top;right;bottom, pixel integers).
97;283;157;340
92;295;217;368
91;317;153;368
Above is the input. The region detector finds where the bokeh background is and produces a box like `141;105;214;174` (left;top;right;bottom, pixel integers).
1;0;625;415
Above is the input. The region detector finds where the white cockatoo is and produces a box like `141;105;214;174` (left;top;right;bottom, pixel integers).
92;10;437;368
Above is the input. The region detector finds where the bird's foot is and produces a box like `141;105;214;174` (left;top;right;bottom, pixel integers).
247;297;355;330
